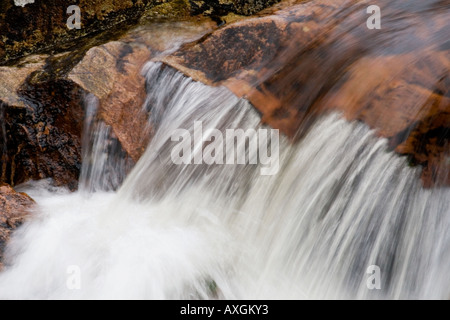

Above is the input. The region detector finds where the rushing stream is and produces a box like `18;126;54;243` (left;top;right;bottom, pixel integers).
0;62;448;299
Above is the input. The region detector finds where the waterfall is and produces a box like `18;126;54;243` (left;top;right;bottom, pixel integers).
79;94;134;193
0;63;448;300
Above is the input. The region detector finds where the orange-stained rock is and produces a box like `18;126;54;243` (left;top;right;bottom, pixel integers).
69;19;217;162
0;183;35;268
0;18;217;190
162;0;450;187
69;41;152;162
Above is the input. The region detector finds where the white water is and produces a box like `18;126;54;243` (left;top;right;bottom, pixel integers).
0;63;448;300
14;0;35;8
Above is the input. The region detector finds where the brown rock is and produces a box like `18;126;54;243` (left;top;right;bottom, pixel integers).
69;19;217;162
0;183;35;268
0;0;267;66
69;41;152;162
163;0;450;187
0;17;216;190
189;0;281;16
0;0;168;65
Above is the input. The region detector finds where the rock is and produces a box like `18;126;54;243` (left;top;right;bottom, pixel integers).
1;16;216;189
0;0;167;65
0;183;34;268
0;55;84;190
69;19;216;162
0;0;273;66
189;0;281;16
69;41;151;162
0;0;275;189
2;0;445;188
162;0;450;187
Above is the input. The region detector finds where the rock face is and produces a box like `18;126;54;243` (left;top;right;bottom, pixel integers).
1;0;447;188
0;183;34;268
0;56;84;190
0;0;279;65
0;0;167;65
69;41;152;162
0;17;216;190
0;0;249;190
163;0;450;187
69;19;217;162
189;0;280;16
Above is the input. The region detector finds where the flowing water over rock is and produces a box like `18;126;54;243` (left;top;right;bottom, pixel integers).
0;63;448;299
79;94;134;193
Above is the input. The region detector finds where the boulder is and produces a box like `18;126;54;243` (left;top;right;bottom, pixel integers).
0;0;278;65
0;0;168;65
69;41;152;162
162;0;450;186
0;16;216;189
68;18;217;162
2;0;447;188
0;183;34;269
0;55;84;190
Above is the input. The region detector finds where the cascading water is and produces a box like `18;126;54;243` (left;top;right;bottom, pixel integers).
79;94;134;193
0;62;448;300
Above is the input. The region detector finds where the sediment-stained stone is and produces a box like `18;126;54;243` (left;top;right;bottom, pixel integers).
0;183;34;268
69;41;152;163
0;0;278;65
163;0;450;186
69;19;216;162
0;17;216;189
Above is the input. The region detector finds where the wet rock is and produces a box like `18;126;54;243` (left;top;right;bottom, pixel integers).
1;18;215;189
0;0;262;66
0;183;34;268
0;55;84;190
69;19;216;162
2;0;445;188
163;0;450;187
69;41;152;162
0;0;167;65
189;0;281;16
0;55;46;107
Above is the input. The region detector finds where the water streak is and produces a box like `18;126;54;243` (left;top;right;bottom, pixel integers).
79;94;134;193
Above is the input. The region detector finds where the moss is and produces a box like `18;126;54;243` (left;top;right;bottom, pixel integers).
141;0;191;20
